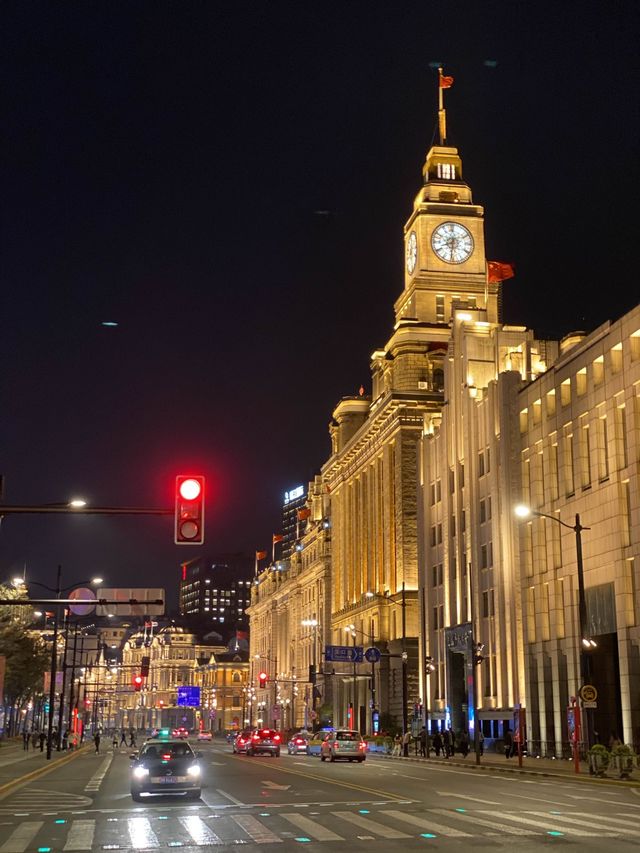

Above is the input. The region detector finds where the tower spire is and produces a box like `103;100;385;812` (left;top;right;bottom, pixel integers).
437;68;454;144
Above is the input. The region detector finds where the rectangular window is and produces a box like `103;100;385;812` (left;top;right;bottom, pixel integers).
430;483;436;505
560;379;571;407
486;448;491;473
481;544;488;569
449;468;455;493
480;499;486;524
430;526;437;547
610;343;622;373
436;479;442;502
593;355;604;385
556;579;565;639
459;463;465;488
541;583;550;641
437;162;456;179
621;480;631;547
563;427;575;496
546;389;556;417
432;606;439;630
450;514;456;537
478;451;485;476
520;408;528;434
580;416;592;489
532;399;542;424
527;587;536;642
550;441;559;500
436;295;445;323
596;406;609;480
576;368;587;397
614;398;628;469
437;523;443;544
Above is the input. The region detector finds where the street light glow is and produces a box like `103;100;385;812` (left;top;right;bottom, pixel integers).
91;577;103;585
514;504;531;518
69;499;87;508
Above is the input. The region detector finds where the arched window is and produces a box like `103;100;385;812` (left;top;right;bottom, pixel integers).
232;671;241;683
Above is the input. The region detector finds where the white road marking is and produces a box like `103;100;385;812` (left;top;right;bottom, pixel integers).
215;788;244;806
85;754;113;792
63;818;95;850
435;791;500;805
127;816;160;848
261;781;291;790
0;821;43;852
208;762;226;766
381;809;471;837
431;808;534;836
534;812;640;836
481;810;605;836
231;813;282;843
281;812;344;841
179;815;222;845
333;810;410;838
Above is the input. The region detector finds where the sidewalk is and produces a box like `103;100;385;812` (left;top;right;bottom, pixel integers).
377;748;640;786
0;741;91;799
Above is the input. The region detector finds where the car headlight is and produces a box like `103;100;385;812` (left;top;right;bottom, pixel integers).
187;764;201;777
133;766;149;779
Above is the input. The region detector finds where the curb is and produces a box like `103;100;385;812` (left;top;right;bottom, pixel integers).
374;753;640;788
0;745;91;800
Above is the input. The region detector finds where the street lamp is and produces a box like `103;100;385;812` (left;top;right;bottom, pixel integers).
301;619;319;729
515;504;594;749
25;570;103;759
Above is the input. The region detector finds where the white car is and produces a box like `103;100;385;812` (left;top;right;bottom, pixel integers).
197;730;212;742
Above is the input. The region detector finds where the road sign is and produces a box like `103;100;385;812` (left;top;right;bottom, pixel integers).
177;686;201;707
97;587;165;616
364;646;381;664
325;644;364;663
582;701;597;709
579;684;598;703
272;705;281;720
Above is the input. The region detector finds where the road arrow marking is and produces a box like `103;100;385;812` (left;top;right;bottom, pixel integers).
436;791;500;805
261;781;291;790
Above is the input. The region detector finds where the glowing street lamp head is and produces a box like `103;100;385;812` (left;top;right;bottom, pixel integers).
69;499;87;508
514;504;531;519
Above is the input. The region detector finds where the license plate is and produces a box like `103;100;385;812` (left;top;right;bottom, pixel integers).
151;776;187;783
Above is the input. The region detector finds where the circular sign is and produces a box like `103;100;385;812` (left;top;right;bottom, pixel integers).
579;684;598;703
68;587;96;616
364;647;381;664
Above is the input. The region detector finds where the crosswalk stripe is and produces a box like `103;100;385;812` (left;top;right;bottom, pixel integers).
431;809;535;836
573;812;640;829
63;818;95;850
381;809;472;837
281;813;344;841
179;815;222;845
127;817;160;848
230;814;283;844
0;821;43;853
481;811;604;836
333;811;410;839
525;812;640;836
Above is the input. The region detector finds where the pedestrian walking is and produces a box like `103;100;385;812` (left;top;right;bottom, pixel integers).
112;733;119;751
23;730;30;750
31;731;39;750
479;730;485;756
419;726;428;757
504;728;513;759
448;727;456;756
119;728;127;746
433;730;443;757
94;731;101;754
442;728;451;758
392;733;402;756
62;729;69;751
458;730;469;758
402;729;411;757
39;731;46;752
129;731;137;749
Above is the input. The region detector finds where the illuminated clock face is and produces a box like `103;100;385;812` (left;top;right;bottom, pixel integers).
431;221;474;264
405;230;417;274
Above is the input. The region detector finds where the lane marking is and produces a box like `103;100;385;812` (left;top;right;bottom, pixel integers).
481;810;605;836
231;813;282;844
178;815;222;845
333;810;410;839
431;808;534;836
215;788;244;806
85;755;113;793
381;809;471;837
281;812;344;841
0;820;43;853
435;791;500;805
63;818;95;851
127;816;159;848
541;812;640;835
261;782;291;791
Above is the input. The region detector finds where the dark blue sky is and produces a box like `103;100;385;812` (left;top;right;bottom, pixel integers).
1;2;638;602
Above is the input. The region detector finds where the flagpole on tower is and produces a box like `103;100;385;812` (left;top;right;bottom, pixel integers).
438;67;446;145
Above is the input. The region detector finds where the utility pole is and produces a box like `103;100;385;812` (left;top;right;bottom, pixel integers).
401;582;409;756
46;565;62;760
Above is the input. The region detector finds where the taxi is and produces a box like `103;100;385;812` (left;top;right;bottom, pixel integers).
130;736;202;801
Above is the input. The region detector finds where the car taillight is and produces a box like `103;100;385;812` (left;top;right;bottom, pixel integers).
252;735;260;741
359;742;367;750
162;753;171;760
274;735;281;742
295;738;303;744
333;741;340;749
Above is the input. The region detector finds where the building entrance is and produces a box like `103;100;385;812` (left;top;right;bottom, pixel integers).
444;623;474;735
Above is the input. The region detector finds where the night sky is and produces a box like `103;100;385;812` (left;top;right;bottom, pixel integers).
2;3;638;606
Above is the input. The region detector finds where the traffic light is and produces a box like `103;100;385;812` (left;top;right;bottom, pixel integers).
308;664;316;684
174;475;205;545
258;671;268;689
133;674;143;692
140;656;150;678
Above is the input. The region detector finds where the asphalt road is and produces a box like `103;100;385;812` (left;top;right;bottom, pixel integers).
0;740;639;851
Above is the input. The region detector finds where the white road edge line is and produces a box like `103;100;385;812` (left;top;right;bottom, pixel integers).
215;788;245;806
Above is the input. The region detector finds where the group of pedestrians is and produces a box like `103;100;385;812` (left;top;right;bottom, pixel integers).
21;728;80;752
94;728;137;754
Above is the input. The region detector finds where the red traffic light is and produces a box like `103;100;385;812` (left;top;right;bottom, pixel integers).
133;674;143;692
258;671;268;688
175;475;205;545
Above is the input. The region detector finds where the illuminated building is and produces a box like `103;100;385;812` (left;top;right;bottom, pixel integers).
281;484;308;559
178;555;252;640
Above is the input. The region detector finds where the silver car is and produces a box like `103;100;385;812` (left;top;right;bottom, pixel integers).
320;729;366;763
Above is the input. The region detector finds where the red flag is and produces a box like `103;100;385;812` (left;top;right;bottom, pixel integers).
439;75;454;89
297;508;311;521
255;550;267;560
272;534;284;544
236;630;248;640
488;261;515;283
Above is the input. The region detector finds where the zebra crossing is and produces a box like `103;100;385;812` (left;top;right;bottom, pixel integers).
0;806;639;849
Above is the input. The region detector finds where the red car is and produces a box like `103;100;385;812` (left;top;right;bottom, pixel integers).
172;727;189;739
232;730;252;754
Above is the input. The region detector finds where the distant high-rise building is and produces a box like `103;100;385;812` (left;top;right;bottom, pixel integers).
282;484;308;560
178;555;252;639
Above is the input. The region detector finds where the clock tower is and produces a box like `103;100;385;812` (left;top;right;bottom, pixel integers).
396;142;499;326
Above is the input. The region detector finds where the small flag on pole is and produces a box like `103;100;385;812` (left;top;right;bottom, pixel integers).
256;550;267;560
488;261;515;282
272;534;284;544
439;74;454;89
297;508;311;521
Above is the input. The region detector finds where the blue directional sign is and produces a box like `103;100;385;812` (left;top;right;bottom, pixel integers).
324;644;364;663
177;686;200;707
364;646;381;664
